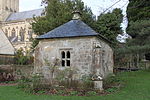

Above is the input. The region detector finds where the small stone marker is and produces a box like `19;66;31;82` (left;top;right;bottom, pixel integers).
92;75;103;91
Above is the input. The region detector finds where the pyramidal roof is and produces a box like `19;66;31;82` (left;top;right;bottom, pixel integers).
37;19;99;39
0;29;15;55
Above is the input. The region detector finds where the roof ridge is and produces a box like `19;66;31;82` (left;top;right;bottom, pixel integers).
18;8;44;14
6;8;44;21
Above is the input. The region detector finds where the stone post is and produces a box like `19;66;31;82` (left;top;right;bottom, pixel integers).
92;75;103;91
94;80;103;91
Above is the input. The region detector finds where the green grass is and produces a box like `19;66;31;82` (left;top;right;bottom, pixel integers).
0;70;150;100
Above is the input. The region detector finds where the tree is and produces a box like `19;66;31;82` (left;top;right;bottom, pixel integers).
126;0;150;53
32;0;96;36
95;8;123;43
32;0;124;49
127;0;150;22
115;0;150;68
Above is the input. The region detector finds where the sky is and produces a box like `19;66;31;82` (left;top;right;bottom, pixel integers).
20;0;129;27
20;0;129;16
20;0;43;12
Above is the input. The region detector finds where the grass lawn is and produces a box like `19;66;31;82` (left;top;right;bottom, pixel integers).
0;70;150;100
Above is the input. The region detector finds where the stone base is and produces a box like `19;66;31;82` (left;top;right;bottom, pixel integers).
94;81;103;91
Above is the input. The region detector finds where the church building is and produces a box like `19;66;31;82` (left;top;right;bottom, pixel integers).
0;0;44;51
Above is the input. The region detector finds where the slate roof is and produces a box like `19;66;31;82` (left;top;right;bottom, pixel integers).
0;29;15;55
6;9;44;21
37;20;99;39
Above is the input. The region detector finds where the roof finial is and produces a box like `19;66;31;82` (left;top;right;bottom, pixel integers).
72;5;81;20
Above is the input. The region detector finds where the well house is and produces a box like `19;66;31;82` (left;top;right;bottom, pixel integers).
34;14;114;88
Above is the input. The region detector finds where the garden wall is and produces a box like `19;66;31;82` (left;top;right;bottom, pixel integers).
0;55;14;65
0;65;33;82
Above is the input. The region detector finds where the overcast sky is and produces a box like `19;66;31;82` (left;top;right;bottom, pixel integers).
20;0;129;16
20;0;129;33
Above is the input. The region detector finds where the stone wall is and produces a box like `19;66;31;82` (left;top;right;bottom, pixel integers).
0;0;19;21
92;37;114;77
0;65;33;81
0;55;14;64
34;36;113;80
1;19;36;50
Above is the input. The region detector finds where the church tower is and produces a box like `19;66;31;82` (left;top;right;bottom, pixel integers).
0;0;19;21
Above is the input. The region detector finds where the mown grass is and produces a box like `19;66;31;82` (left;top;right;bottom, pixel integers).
0;70;150;100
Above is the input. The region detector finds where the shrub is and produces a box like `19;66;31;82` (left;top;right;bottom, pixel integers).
103;74;120;88
69;91;79;96
81;75;94;90
18;73;51;93
15;48;33;65
87;91;97;96
105;87;118;93
57;89;66;95
103;73;123;94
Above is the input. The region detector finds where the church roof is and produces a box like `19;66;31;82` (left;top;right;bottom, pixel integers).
37;19;99;39
6;9;44;21
0;29;15;55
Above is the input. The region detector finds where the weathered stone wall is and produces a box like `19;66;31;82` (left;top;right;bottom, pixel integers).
0;0;19;21
0;65;33;81
92;37;114;77
34;36;113;80
1;19;36;50
0;55;14;64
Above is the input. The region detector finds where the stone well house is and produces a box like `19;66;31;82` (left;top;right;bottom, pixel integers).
34;15;114;81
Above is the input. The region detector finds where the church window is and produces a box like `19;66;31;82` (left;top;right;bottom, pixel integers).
61;51;71;67
9;28;17;42
28;30;33;39
5;29;8;37
19;27;25;41
11;28;16;38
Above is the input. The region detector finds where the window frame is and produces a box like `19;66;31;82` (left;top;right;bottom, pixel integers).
60;49;72;67
19;27;25;41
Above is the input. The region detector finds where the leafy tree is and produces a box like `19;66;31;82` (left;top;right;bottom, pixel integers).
32;0;124;49
127;0;150;22
32;0;96;36
115;0;150;68
96;8;123;43
126;0;150;53
31;0;96;50
14;49;32;65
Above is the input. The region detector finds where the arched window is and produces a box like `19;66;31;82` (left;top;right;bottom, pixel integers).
67;51;70;58
61;51;65;67
11;28;16;38
28;30;33;39
19;27;25;41
10;28;17;42
61;51;65;58
61;51;71;67
5;29;8;37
